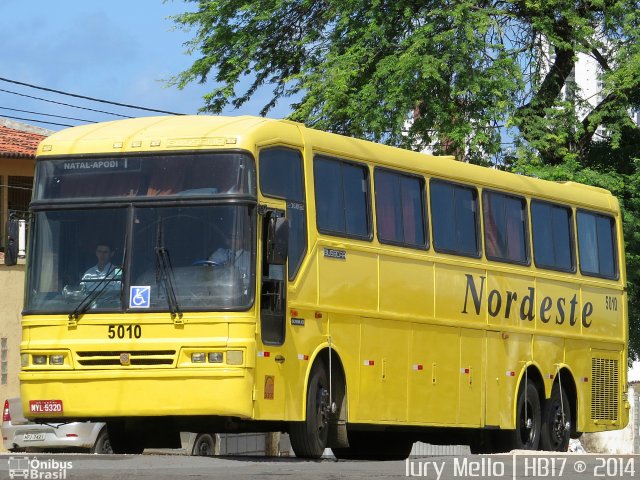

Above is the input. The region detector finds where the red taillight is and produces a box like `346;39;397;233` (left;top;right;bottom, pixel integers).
2;400;10;422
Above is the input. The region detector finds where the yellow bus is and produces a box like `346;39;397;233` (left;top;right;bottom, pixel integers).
20;116;629;458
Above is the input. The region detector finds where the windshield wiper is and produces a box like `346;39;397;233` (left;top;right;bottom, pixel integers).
155;221;183;322
69;265;121;323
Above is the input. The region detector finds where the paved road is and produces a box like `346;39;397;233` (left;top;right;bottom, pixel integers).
0;453;637;479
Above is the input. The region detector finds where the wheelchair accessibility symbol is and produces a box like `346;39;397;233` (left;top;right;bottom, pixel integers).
130;286;150;308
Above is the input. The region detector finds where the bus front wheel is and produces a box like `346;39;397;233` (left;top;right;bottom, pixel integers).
290;361;330;459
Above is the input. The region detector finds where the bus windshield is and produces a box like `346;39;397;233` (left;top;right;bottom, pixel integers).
26;205;255;314
33;153;255;200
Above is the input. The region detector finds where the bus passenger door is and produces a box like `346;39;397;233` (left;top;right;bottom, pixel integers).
254;146;307;421
254;211;288;419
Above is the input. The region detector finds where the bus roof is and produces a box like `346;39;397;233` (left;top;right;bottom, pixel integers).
37;115;618;213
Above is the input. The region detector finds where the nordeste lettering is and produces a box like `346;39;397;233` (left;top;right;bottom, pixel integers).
461;274;594;328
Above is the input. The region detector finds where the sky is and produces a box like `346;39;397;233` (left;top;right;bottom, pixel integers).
0;0;291;132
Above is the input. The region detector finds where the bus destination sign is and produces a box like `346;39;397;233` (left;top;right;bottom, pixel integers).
58;158;140;174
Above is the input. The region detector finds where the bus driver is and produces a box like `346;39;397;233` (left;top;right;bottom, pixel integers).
81;243;122;291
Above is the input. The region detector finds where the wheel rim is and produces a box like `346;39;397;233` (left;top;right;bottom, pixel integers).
315;381;330;437
550;402;568;448
195;438;213;456
519;398;536;446
102;438;113;454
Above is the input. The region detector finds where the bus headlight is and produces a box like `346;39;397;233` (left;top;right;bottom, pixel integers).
182;349;244;367
32;355;48;365
49;355;65;365
191;353;206;363
208;352;223;363
21;354;29;367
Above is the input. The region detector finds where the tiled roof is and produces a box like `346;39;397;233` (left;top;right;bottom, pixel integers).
0;125;46;158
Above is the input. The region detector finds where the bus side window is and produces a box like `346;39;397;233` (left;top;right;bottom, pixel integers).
430;180;480;257
482;191;529;265
531;200;575;272
374;168;427;249
314;156;371;240
576;210;617;279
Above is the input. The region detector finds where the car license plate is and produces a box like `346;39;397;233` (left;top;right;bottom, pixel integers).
29;399;63;414
23;433;46;442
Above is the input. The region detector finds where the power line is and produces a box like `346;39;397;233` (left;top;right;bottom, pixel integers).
0;114;74;128
0;106;97;124
0;76;185;116
0;88;132;118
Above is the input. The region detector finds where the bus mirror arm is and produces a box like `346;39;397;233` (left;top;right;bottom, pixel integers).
4;215;18;266
267;217;289;265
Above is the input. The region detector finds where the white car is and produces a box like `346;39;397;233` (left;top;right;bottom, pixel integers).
2;398;111;453
2;398;216;455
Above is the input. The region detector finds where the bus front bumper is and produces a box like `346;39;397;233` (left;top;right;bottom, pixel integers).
19;368;254;420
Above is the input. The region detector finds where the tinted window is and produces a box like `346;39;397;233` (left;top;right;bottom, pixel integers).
577;211;617;278
130;205;255;310
35;153;256;199
26;205;256;313
375;169;426;248
430;181;479;256
26;209;127;313
314;159;343;232
314;157;370;239
531;201;574;271
483;191;528;264
259;148;307;279
259;149;304;202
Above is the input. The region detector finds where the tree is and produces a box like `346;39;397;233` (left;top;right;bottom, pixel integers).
513;138;640;363
171;0;640;359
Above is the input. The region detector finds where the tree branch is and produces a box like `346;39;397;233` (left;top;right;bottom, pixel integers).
577;92;640;155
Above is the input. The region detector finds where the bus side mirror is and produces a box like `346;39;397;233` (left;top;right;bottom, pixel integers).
4;217;18;266
267;217;288;265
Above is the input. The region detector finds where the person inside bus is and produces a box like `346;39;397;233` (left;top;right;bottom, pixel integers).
81;242;122;291
208;233;251;294
209;234;249;270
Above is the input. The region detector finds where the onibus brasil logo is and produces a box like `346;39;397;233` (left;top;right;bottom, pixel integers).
8;457;73;479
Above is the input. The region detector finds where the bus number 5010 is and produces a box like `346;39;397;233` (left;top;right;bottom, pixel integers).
108;325;142;339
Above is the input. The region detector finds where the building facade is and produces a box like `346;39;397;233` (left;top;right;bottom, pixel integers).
0;119;49;413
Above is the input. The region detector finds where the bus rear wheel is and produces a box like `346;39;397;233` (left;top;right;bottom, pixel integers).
505;382;541;451
540;385;571;452
290;361;330;459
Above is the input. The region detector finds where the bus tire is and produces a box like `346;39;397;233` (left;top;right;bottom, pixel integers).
505;382;541;451
90;427;113;454
191;433;216;456
290;361;330;459
540;385;571;452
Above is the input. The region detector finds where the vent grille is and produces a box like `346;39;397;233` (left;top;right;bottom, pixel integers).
591;357;619;421
76;350;176;368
